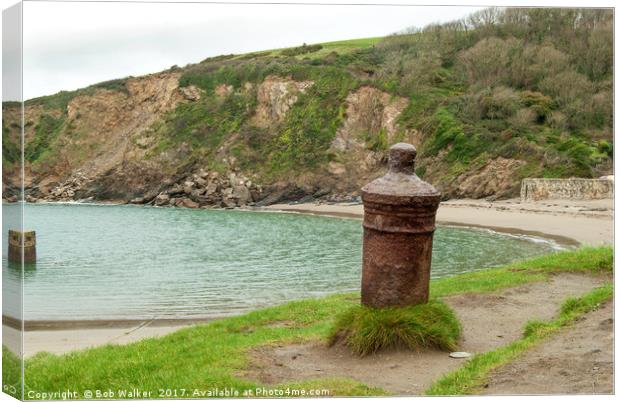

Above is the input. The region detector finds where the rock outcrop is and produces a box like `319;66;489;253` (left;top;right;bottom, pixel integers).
179;85;202;101
319;86;419;196
43;171;92;201
31;166;264;209
43;72;184;188
455;157;527;199
331;86;413;151
215;84;234;98
140;170;262;209
253;75;313;127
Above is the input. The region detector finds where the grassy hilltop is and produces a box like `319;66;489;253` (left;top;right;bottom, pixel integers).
2;8;613;203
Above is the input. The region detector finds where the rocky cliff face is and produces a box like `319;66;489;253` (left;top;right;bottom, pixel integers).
322;86;421;197
331;86;414;151
1;69;565;205
253;75;313;128
62;72;182;177
5;73;189;203
4;73;315;206
453;157;526;200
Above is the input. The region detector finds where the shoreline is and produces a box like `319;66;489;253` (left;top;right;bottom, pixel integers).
9;197;612;246
2;315;215;331
262;204;579;248
264;198;613;247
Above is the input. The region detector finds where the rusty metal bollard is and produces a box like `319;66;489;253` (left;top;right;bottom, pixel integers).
361;143;441;308
8;229;37;263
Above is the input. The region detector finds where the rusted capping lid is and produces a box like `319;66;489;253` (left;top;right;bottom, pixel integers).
361;143;440;204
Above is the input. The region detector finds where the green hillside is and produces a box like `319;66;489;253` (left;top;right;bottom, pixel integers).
2;8;613;203
169;8;613;193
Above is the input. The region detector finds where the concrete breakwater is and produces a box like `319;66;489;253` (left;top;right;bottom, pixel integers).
520;178;613;202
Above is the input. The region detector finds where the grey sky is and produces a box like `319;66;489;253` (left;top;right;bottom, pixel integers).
22;1;484;100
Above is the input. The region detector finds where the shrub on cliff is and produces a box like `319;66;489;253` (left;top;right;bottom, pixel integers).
281;43;323;57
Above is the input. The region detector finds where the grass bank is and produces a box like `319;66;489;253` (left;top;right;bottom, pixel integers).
5;246;612;398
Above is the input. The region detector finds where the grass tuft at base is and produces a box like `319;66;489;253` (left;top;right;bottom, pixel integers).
328;299;461;356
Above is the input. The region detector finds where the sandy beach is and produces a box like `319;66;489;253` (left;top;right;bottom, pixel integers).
266;198;614;247
3;197;613;358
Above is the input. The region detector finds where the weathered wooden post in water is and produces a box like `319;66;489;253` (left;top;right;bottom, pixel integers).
8;230;36;263
361;143;440;308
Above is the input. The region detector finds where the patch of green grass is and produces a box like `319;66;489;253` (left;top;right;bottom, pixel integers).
225;36;380;62
424;107;489;165
24;78;130;111
431;267;547;297
90;78;131;95
281;43;323;57
425;283;613;395
25;114;66;162
20;247;612;398
175;60;360;177
328;300;460;356
276;378;390;397
432;246;612;298
2;346;22;400
272;37;381;60
269;67;357;174
319;37;382;54
153;90;256;156
23;294;363;398
2;128;21;164
364;127;389;152
25;90;83;111
236;51;272;61
505;246;613;274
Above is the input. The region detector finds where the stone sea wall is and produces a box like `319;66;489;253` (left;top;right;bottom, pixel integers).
520;178;613;201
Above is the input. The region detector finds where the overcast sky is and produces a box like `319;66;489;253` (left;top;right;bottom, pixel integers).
18;1;485;100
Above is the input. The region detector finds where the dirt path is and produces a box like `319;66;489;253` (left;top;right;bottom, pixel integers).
479;302;614;395
241;273;610;395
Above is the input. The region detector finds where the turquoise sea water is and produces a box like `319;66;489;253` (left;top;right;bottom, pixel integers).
2;203;561;320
